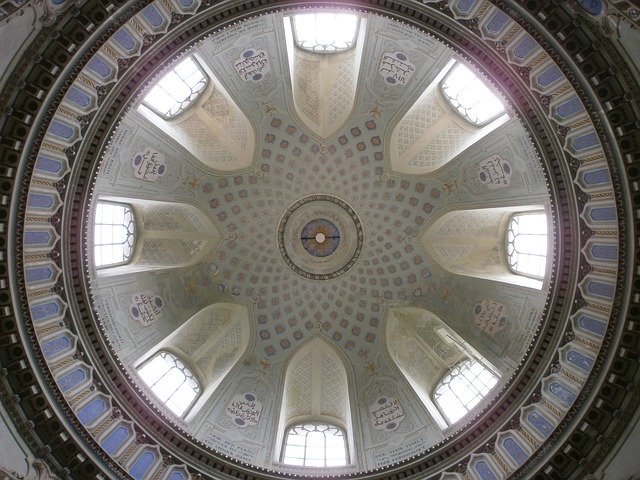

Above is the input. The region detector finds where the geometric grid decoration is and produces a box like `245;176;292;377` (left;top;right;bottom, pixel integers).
94;202;135;268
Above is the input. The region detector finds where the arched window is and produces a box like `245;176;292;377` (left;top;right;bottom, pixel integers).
292;13;359;53
434;359;498;424
94;201;135;268
441;62;505;126
137;351;200;417
507;212;548;278
282;423;348;467
142;56;207;118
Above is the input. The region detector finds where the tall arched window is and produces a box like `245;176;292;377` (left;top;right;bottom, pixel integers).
282;423;348;467
142;56;208;118
507;212;548;278
137;351;200;417
434;359;498;424
441;62;505;126
292;13;359;53
94;201;135;268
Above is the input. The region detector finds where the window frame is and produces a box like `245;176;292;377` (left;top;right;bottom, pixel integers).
93;200;136;269
281;421;349;467
136;350;201;418
440;62;506;127
505;211;549;280
291;12;360;54
433;358;499;425
141;55;209;120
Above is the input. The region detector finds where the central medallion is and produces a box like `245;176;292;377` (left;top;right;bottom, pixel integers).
278;195;363;280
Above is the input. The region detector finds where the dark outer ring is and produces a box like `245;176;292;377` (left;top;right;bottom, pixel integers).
0;0;636;479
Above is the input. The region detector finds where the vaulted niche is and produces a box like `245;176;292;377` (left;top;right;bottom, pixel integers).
386;307;500;428
275;338;354;467
137;54;255;172
283;13;366;139
390;60;509;175
92;198;221;276
135;303;250;420
419;206;549;289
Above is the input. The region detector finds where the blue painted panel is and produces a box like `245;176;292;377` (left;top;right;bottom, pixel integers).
571;131;599;152
25;265;54;283
578;314;606;337
474;460;498;480
51;0;66;4
24;230;52;246
77;397;108;426
169;470;188;480
30;299;62;322
42;335;71;359
113;29;136;52
455;0;477;12
582;168;611;186
590;244;618;260
485;10;509;35
527;411;553;438
576;0;604;16
49;120;75;140
566;350;595;373
588;206;616;222
587;280;615;299
555;96;584;119
57;368;86;392
549;381;577;407
179;0;194;6
101;426;130;455
129;450;157;480
65;87;92;108
512;35;537;60
503;437;528;466
87;57;112;79
142;5;164;27
27;193;55;209
536;65;563;87
35;155;64;174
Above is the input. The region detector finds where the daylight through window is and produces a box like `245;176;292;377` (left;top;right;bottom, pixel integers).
441;63;506;125
137;351;200;417
282;423;347;467
94;202;135;267
434;359;498;424
142;56;207;118
507;212;548;278
292;13;358;53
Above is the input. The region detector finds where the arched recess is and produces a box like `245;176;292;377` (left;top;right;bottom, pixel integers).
385;307;499;428
137;54;256;172
389;60;509;175
419;205;548;289
135;303;250;420
282;14;366;139
92;197;221;275
274;337;354;466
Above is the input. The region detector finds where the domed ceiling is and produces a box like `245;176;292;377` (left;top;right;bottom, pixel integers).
3;0;639;479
